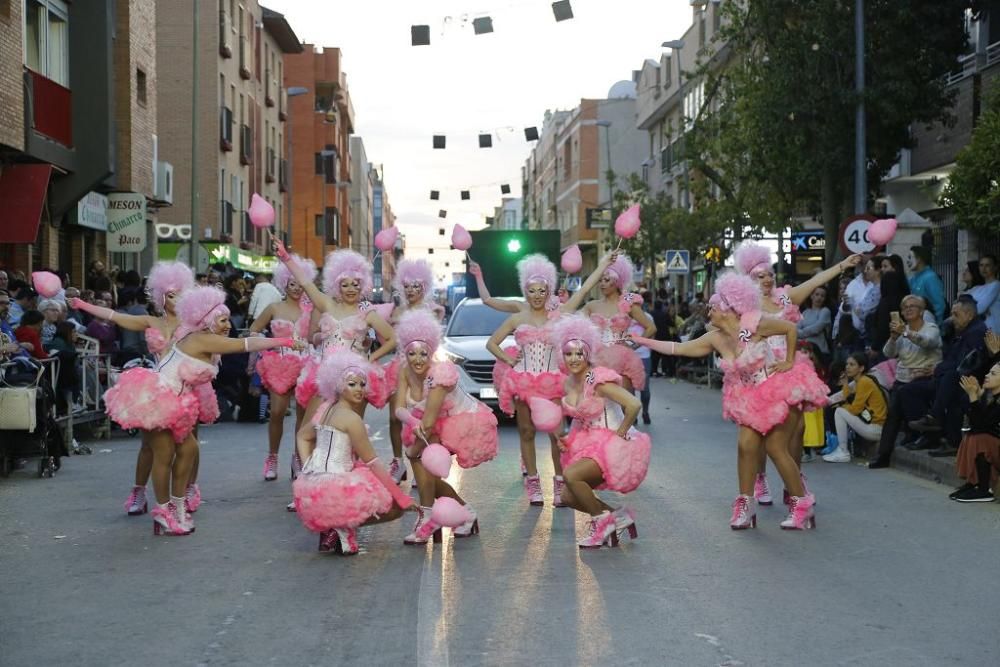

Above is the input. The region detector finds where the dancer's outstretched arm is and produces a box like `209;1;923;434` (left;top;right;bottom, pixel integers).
339;411;415;510
69;297;157;332
186;331;304;356
755;318;797;372
786;254;862;305
248;303;275;334
562;252;617;313
272;237;335;312
631;330;717;358
469;262;522;313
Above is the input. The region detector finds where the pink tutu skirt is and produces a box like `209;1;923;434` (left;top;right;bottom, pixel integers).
292;464;393;531
594;344;646;390
402;404;499;469
195;382;219;425
295;356;320;406
257;351;305;396
496;369;564;416
105;368;200;443
561;426;651;494
366;365;391;409
383;356;402;394
722;353;830;435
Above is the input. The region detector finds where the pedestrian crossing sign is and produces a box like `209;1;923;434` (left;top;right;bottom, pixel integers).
665;249;689;274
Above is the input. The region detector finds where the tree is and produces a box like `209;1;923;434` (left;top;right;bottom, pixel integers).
695;0;977;262
939;87;1000;235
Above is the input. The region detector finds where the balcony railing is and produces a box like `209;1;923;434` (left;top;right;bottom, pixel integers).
218;11;232;58
987;40;1000;68
945;52;976;86
25;69;73;147
220;106;233;151
239;124;252;165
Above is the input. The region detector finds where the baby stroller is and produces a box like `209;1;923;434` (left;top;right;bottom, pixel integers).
0;357;65;478
108;355;156;436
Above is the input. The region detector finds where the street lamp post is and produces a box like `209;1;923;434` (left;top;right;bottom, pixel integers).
189;0;200;267
854;0;866;215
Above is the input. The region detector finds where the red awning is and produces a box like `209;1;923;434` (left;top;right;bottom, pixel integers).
0;164;52;244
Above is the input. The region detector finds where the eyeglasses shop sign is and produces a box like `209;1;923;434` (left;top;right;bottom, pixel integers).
106;193;148;252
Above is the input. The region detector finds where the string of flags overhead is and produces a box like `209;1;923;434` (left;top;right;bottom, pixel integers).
411;1;574;45
430;183;511;203
432;126;539;149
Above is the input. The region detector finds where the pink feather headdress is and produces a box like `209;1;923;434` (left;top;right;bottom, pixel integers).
322;249;373;298
516;254;557;298
603;253;635;289
175;286;229;339
393;259;433;301
147;261;194;311
272;254;317;294
550;314;602;359
732;241;773;276
316;348;374;402
709;271;763;332
396;309;442;355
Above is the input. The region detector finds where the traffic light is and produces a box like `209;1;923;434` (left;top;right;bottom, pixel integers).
506;238;522;253
467;229;561;296
703;246;721;263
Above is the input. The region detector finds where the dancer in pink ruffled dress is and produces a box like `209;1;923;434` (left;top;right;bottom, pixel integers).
247;254;316;482
292;348;415;555
271;239;396;467
732;242;862;506
546;316;650;548
384;258;445;484
105;286;303;536
632;272;826;530
486;253;611;506
70;262;212;516
394;310;497;543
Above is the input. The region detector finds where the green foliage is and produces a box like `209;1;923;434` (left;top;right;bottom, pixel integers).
940;87;1000;235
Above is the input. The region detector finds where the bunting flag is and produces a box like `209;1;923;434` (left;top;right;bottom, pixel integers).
410;2;573;46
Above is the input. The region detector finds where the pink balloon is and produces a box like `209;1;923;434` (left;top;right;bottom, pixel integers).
451;224;473;251
614;204;641;239
561;244;582;274
867;218;898;247
421;443;453;478
31;271;61;298
248;193;275;228
374;226;398;252
430;496;472;528
529;397;563;433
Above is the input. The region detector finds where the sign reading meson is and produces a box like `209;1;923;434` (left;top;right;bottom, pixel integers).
106;193;148;252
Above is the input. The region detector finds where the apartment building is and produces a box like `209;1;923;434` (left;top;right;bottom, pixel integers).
284;46;354;267
0;0;167;282
349;136;373;259
371;165;398;298
155;1;300;273
489;198;523;231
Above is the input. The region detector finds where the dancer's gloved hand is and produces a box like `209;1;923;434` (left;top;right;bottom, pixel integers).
468;262;482;278
69;297;114;321
271;236;291;262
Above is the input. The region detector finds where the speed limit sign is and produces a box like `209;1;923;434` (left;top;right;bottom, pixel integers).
839;214;878;254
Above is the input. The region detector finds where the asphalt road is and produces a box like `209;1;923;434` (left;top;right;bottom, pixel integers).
2;379;999;667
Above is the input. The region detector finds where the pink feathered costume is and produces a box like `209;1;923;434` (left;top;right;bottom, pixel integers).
143;326;220;426
292;350;393;531
588;254;647;390
560;367;651;494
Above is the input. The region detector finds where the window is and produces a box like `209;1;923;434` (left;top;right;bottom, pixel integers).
24;0;70;87
136;68;147;106
314;214;324;237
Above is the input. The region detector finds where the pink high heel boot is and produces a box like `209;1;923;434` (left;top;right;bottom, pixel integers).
336;528;359;555
185;483;201;513
125;485;147;516
453;506;479;538
263;453;278;481
524;475;543;506
730;495;757;530
613;506;638;540
552;476;567;507
577;511;619;548
152;502;190;536
780;494;817;530
404;507;438;544
753;473;772;506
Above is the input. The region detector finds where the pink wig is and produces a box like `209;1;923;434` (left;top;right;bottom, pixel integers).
272;254;317;294
516;254;557;297
396;309;442;355
709;271;763;331
393;259;433;301
603;253;635;289
175;286;230;339
322;249;373;299
147;261;194;311
732;241;773;276
316;348;374;402
550;314;602;359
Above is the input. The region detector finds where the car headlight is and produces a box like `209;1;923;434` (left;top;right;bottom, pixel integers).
437;348;466;365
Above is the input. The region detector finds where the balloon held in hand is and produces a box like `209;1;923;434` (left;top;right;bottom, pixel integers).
451;224;473;251
374;226;398;252
420;443;452;478
32;271;62;298
561;244;583;274
248;193;275;228
614;204;641;239
867;218;897;247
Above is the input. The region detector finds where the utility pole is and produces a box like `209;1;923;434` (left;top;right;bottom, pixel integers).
854;0;866;215
189;0;200;268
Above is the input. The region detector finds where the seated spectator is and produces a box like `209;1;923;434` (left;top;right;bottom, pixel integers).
948;364;1000;503
9;287;38;326
0;291;29;360
907;246;946;322
906;299;988;454
14;310;49;360
84;295;118;356
798;285;832;359
964;254;999;333
868;270;911;361
45;321;80;413
38;299;62;345
679;302;708;341
0;269;7;292
823;352;888;463
868;295;943;468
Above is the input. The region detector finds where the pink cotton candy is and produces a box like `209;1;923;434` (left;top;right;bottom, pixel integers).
451;224;473;251
430;497;472;528
374;226;398;251
868;218;897;246
248;193;275;228
421;443;452;478
614;204;641;239
529;397;563;433
561;245;582;274
32;271;61;298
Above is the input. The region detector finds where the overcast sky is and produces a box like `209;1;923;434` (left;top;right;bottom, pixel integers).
266;0;693;282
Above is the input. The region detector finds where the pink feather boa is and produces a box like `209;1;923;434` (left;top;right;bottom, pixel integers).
257;350;305;396
292;463;393;530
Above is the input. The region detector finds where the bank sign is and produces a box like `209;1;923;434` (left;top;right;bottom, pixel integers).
106;193;147;252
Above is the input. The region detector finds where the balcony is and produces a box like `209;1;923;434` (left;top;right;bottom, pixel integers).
220;107;233;151
218;11;232;58
220;200;234;235
239;124;252;165
265;71;275;107
265;148;276;183
279;88;287;121
25;69;73;147
279;159;289;192
239;39;251;80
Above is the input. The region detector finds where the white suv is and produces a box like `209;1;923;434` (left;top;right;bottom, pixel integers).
439;298;516;407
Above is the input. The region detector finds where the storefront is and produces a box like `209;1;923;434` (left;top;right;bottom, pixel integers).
157;243;277;275
788;230;826;279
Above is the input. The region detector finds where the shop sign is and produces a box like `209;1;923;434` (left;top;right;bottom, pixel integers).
73;191;108;231
791;231;825;252
158;242;276;273
106;193;147;252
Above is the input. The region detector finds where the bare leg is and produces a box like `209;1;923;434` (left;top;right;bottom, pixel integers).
362;504;405;525
737;426;765;496
764;410;806;497
549;434;563;475
408;456;437;507
189;444;200;484
171;434;199;498
788;413;805;470
389;401;403;459
268;391;292;455
515;400;538;475
135;434;153;486
756;444;767;475
561;459;613;516
148;430;177;504
622;377;634;394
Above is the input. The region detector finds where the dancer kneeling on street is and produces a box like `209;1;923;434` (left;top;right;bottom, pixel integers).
539;315;651;548
292;348;416;555
631;272;827;531
395;310;498;544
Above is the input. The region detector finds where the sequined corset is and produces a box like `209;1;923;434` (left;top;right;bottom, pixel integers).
513;325;558;374
589;313;633;344
155;347;218;393
317;312;369;354
718;337;776;388
304;425;355;474
759;310;791;362
270;319;295;339
562;373;626;431
407;380;478;416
